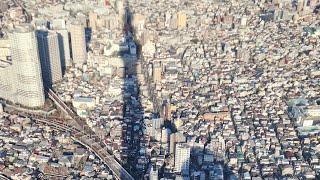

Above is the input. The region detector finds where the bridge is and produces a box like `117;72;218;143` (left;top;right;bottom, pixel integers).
38;89;134;180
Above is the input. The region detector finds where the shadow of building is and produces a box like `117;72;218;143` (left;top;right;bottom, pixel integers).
118;3;146;179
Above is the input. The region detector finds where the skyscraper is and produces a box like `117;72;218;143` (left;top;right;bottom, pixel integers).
69;21;87;67
153;63;161;82
89;12;98;31
170;133;176;155
177;12;187;27
0;38;13;101
37;30;62;88
161;127;169;144
174;143;191;173
165;102;172;121
51;19;72;68
10;24;45;107
55;29;72;68
165;12;171;28
0;58;13;101
117;0;125;26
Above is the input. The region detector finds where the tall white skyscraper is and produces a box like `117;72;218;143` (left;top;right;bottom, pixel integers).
9;24;45;107
0;38;13;101
117;0;125;26
174;143;191;173
69;21;87;67
37;30;62;88
0;60;13;101
165;12;171;28
51;19;72;68
55;29;72;68
161;127;169;144
153;63;162;82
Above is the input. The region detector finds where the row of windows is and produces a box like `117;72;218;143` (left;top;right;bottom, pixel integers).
16;89;44;97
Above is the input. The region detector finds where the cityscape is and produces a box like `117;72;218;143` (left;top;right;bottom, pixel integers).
0;0;319;180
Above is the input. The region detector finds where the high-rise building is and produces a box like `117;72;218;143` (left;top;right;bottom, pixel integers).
170;133;176;155
177;12;187;27
9;24;45;107
175;143;191;173
170;14;178;29
117;0;125;26
55;29;72;68
165;102;172;121
0;38;12;101
161;127;169;144
0;59;13;101
51;20;71;68
153;63;161;82
69;21;87;67
165;12;171;28
37;30;62;88
89;12;98;31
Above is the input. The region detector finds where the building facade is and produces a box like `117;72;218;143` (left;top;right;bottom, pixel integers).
9;24;45;107
174;143;191;173
153;63;161;82
55;29;72;68
69;21;87;67
0;38;12;101
37;30;62;88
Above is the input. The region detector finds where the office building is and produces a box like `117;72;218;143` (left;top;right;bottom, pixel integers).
69;21;87;67
177;12;187;27
117;0;125;26
0;38;12;101
174;143;191;173
170;14;178;29
0;58;13;101
9;23;45;107
165;12;171;28
170;133;176;155
55;29;72;68
165;102;171;121
37;30;62;88
153;63;161;82
161;127;169;144
51;20;71;68
89;12;97;31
